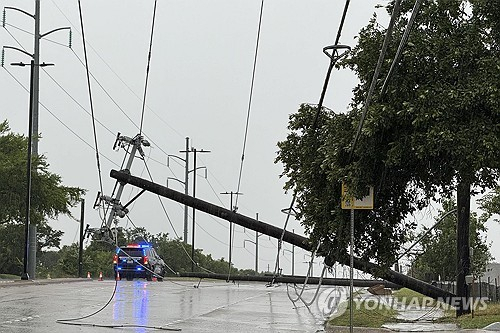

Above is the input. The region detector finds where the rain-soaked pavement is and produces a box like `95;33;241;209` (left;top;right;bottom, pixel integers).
0;278;330;333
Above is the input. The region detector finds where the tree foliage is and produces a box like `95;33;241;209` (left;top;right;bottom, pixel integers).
0;120;85;275
479;186;500;221
411;200;492;282
276;0;500;269
35;228;250;279
0;120;85;225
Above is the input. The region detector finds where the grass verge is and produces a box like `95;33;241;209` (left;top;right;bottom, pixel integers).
0;273;19;280
439;302;500;329
328;297;398;328
328;288;440;328
392;287;437;307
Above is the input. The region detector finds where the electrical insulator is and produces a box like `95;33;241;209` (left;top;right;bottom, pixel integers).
2;9;5;28
68;29;72;49
1;48;4;68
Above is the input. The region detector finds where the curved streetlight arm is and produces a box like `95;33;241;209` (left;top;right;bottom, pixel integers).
243;239;256;248
4;6;34;19
40;26;70;39
190;166;207;179
167;154;185;168
3;46;34;60
303;253;315;260
166;177;185;188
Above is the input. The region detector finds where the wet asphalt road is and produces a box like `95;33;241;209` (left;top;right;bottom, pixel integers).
0;279;329;332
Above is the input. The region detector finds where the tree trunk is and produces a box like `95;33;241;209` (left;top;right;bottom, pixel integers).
456;179;471;316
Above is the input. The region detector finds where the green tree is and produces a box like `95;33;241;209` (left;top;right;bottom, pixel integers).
411;200;492;282
479;186;500;221
0;120;84;275
277;0;500;314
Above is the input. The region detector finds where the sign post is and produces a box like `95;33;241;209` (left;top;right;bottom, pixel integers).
341;183;374;333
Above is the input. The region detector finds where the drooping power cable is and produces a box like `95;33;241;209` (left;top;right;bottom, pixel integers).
234;0;265;207
77;0;104;199
348;0;402;160
139;0;158;135
380;0;425;97
272;0;352;284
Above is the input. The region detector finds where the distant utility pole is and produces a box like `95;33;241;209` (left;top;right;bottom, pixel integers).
179;146;210;272
78;199;85;278
2;1;70;280
167;137;190;243
243;212;263;273
221;191;242;276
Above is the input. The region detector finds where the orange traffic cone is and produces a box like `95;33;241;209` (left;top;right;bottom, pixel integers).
115;271;120;281
98;272;103;281
87;272;91;279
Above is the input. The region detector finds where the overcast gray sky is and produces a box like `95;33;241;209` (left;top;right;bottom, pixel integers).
2;0;498;276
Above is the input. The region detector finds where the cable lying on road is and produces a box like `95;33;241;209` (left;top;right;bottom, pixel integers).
57;321;181;331
55;278;182;331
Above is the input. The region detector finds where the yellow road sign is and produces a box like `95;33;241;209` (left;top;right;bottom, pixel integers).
341;183;374;210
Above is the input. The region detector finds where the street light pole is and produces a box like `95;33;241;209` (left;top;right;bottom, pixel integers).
192;148;197;272
167;137;190;244
178;146;210;272
255;213;260;273
10;60;53;280
242;212;262;273
21;59;35;280
32;0;40;156
183;137;189;243
3;2;70;279
78;199;85;278
221;191;242;276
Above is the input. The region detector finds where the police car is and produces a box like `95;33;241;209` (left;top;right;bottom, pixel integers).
113;243;166;281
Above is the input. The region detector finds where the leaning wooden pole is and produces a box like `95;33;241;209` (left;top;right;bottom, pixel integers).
110;170;457;303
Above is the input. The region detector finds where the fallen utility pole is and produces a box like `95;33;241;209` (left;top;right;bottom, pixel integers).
180;272;400;288
110;170;457;303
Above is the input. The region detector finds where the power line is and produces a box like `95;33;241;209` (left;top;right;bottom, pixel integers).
139;0;158;135
2;25;118;162
349;0;402;160
234;0;265;208
3;22;69;48
41;2;233;204
42;68;115;136
2;67;119;167
312;0;352;128
49;0;185;139
380;0;424;96
272;0;353;283
77;0;104;197
4;22;159;165
204;177;226;207
5;18;176;165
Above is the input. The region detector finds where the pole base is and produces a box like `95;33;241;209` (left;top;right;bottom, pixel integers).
20;273;30;280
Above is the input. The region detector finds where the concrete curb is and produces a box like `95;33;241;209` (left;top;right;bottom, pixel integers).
0;278;93;288
325;325;490;332
326;326;391;332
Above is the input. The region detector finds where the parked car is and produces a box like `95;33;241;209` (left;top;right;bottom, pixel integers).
113;243;165;281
